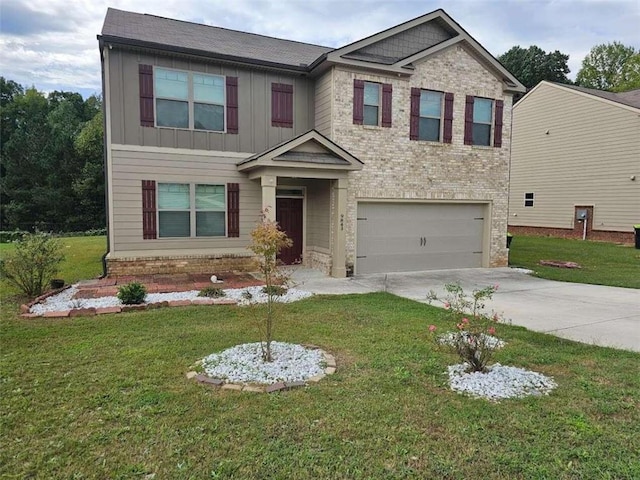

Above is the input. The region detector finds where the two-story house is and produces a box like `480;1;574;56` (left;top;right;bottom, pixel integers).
98;8;525;277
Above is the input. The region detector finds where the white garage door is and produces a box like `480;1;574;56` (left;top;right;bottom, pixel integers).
356;202;485;274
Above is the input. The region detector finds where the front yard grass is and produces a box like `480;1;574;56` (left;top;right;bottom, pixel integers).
509;235;640;289
2;293;639;479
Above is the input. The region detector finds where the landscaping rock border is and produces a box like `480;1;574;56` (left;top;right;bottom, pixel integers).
186;346;336;393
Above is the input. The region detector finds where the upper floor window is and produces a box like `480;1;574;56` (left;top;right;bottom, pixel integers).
363;82;380;126
154;68;225;132
157;182;226;238
472;97;493;146
419;90;443;141
353;79;392;127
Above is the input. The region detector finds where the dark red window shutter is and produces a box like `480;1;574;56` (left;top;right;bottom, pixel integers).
464;95;475;145
409;87;421;140
226;76;238;134
272;83;293;128
139;65;154;127
443;92;454;144
353;79;364;125
381;83;393;128
493;99;504;148
141;180;157;239
227;183;240;237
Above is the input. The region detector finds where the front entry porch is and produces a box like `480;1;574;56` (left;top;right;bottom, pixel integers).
236;130;363;278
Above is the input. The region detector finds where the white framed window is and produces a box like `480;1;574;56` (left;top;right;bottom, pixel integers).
419;90;443;141
158;183;226;237
154;67;225;132
363;82;380;126
472;97;493;146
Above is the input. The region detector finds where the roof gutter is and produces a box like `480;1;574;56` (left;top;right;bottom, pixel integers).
98;35;314;75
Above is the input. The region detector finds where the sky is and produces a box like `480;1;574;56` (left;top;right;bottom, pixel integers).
1;0;639;99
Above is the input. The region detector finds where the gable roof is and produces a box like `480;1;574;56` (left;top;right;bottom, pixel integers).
515;81;640;111
99;8;525;92
100;8;332;71
237;130;363;174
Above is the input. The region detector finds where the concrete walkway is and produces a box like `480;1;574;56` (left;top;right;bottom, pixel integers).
290;267;640;353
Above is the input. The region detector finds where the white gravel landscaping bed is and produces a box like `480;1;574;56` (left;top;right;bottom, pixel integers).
202;342;325;384
29;285;313;314
448;363;557;401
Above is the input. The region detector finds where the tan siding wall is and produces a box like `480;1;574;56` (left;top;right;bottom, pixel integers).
509;83;640;232
331;45;513;268
110;147;261;257
107;49;315;153
314;69;333;137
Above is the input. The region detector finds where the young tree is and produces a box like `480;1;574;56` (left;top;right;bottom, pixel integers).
247;211;293;362
576;42;640;92
499;45;571;89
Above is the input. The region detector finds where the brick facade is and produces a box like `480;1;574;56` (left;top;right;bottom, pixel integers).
330;45;513;268
107;254;256;276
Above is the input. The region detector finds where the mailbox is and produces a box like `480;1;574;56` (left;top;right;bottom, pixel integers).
576;209;588;220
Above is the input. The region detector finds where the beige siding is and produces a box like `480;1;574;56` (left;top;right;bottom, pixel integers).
509;83;640;232
110;147;261;257
314;69;333;137
107;49;315;154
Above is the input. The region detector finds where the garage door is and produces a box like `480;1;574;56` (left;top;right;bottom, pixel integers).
356;203;485;274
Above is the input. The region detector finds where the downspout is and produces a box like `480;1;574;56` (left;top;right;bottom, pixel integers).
98;37;110;278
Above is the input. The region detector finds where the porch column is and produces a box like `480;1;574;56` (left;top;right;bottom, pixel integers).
260;175;277;221
331;177;348;278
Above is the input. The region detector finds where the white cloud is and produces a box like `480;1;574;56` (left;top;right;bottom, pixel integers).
1;0;638;95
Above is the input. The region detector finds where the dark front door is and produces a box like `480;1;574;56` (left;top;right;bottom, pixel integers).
276;197;303;265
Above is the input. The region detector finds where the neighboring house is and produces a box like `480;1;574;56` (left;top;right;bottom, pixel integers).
98;8;525;277
509;81;640;243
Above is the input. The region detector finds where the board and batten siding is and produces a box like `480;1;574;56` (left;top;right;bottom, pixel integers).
107;49;315;154
509;83;640;232
314;69;333;137
109;147;261;257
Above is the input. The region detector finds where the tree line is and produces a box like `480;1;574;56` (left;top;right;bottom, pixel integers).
1;78;104;232
498;41;640;96
0;42;638;234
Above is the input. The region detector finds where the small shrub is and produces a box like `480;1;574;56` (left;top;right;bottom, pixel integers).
241;289;253;300
0;232;65;297
427;283;505;373
261;285;287;296
198;286;226;298
117;282;147;305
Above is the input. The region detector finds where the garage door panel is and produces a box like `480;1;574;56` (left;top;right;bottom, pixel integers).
356;202;486;274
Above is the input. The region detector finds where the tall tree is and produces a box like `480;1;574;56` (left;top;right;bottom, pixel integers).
576;42;640;92
499;45;571;89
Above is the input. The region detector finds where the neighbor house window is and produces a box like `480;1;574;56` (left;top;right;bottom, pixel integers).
363;82;380;126
524;192;534;207
419;90;443;141
472;97;493;146
158;183;225;237
154;68;225;132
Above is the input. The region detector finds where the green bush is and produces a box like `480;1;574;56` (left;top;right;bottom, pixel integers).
261;285;287;296
117;282;147;305
0;232;65;298
0;230;28;243
198;286;226;298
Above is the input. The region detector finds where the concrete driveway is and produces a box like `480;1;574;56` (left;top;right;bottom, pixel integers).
291;267;640;352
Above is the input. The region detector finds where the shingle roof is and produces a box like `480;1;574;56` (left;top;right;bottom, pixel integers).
559;83;640;109
100;8;333;69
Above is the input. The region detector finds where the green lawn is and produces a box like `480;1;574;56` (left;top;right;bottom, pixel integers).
2;294;639;478
509;235;640;289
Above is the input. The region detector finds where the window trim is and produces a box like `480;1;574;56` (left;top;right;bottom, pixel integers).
153;67;227;133
363;81;381;126
524;192;534;207
418;89;444;142
471;96;494;147
157;182;227;238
